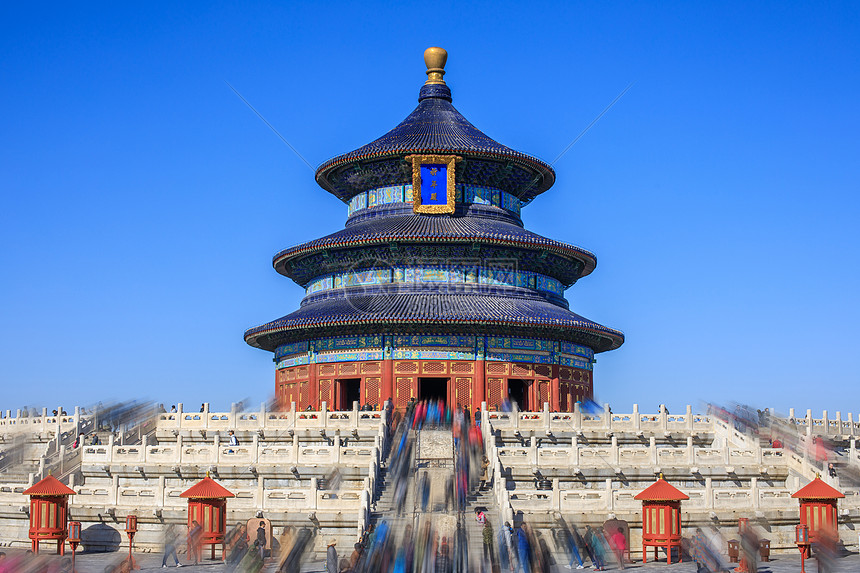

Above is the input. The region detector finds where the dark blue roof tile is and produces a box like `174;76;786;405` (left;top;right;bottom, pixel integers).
273;214;596;278
245;291;624;353
315;83;554;203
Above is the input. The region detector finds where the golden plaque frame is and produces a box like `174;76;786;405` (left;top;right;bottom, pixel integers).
406;154;460;214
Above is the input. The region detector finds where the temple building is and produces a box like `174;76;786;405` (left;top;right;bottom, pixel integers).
244;47;623;412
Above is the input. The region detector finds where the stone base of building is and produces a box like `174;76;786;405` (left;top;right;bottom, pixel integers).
276;359;593;412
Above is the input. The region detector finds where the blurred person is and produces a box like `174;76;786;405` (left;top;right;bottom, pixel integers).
348;542;365;571
739;525;759;573
275;526;294;571
609;526;627;569
585;526;605;571
227;523;249;569
482;520;495;566
188;520;202;565
516;524;531;573
813;528;837;573
436;536;452;573
479;455;490;491
562;521;585;569
161;523;182;567
327;539;338;573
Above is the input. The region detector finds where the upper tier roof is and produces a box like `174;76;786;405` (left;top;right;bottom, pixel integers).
315;49;555;204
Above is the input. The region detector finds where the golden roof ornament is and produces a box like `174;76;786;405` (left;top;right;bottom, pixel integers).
424;47;447;85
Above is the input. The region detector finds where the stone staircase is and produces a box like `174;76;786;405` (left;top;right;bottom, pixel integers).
463;487;498;566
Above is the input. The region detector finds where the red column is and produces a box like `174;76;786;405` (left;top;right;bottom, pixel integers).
550;364;560;412
381;359;394;407
473;359;486;412
308;363;319;409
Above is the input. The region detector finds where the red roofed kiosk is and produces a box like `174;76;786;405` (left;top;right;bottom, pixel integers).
791;476;844;542
634;476;689;564
22;475;76;555
180;476;235;561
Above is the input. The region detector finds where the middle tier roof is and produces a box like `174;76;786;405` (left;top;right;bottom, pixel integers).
274;213;597;287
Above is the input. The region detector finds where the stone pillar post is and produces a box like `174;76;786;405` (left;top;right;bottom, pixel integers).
751;476;760;509
686;404;693;431
687;436;694;465
605;403;612;432
606;478;614;512
649;436;657;465
257;475;264;512
705;477;713;509
310;478;318;510
633;404;640;430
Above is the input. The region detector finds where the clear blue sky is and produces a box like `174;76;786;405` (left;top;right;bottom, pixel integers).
2;2;858;416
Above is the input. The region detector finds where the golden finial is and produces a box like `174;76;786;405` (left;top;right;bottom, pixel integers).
424;47;448;85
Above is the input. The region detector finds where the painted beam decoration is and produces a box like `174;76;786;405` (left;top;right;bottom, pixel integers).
408;154;459;214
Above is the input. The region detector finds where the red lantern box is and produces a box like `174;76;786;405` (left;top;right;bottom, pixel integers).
791;476;844;543
22;475;76;555
180;476;235;561
634;476;689;564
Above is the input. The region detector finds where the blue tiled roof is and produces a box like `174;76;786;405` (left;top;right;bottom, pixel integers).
315;84;555;203
273;213;596;280
244;291;624;353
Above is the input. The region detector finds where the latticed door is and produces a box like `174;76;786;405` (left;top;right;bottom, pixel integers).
536;380;549;408
318;379;331;406
299;381;311;407
364;377;381;408
454;377;471;408
487;378;504;410
396;377;414;407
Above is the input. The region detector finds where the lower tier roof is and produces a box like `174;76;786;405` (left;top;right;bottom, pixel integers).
244;292;624;353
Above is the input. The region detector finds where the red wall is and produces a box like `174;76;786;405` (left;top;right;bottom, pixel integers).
275;359;593;413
